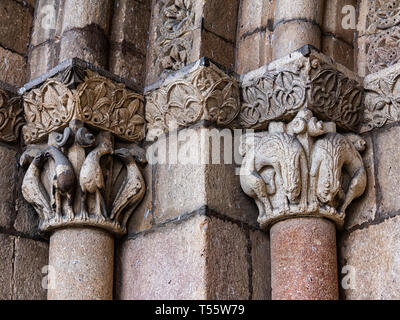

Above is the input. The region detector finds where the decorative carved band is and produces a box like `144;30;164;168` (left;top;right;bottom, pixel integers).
0;83;24;142
20;120;146;236
22;67;145;144
363;63;400;132
145;59;240;140
240;48;363;132
239;109;367;229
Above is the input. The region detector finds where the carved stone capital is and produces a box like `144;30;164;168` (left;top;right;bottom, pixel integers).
240;46;363;132
19;60;147;236
362;62;400;132
0;82;24;142
20;58;146;144
145;58;240;140
239;109;367;229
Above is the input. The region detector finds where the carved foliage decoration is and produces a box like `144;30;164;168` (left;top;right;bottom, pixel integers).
366;0;400;73
363;65;400;131
23;69;145;144
0;88;24;142
20;120;146;236
239;109;367;229
146;63;240;139
155;0;196;75
240;58;363;132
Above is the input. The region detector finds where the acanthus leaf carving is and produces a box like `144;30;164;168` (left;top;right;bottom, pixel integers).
239;108;367;229
0;86;25;142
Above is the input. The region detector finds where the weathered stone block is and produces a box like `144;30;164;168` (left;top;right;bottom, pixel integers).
0;0;32;54
0;47;27;86
13;237;48;300
322;36;354;71
250;230;271;300
0;234;14;300
340;215;400;299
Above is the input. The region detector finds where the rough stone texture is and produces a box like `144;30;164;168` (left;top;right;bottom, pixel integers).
206;216;249;300
236;31;273;75
0;47;27;86
0;146;18;229
237;0;276;39
322;0;357;44
59;29;109;68
0;234;14;300
322;36;354;71
110;0;151;54
345;134;377;229
13;237;48;300
274;0;325;25
30;0;60;47
61;0;113;34
0;0;33;54
116;215;208;300
109;48;146;89
150;128;258;227
270;218;338;300
48;228;114;300
250;230;271;300
340;215;400;299
375;124;400;216
28;42;57;80
273;21;321;59
203;0;239;42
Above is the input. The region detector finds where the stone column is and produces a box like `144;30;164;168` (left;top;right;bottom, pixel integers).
19;59;146;300
273;0;325;59
239;46;366;300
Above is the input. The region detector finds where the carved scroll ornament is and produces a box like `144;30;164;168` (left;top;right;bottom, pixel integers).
20;120;146;236
240;52;363;132
146;60;240;140
239;109;367;229
0;88;24;142
22;68;146;144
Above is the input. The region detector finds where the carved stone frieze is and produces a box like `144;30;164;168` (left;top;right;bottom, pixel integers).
365;1;400;73
362;62;400;131
145;58;240;140
22;62;146;144
0;82;24;142
240;47;363;132
20;120;146;236
239;108;367;229
153;0;197;77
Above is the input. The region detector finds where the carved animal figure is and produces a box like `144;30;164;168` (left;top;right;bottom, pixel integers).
254;132;308;214
110;148;146;230
310;133;367;216
239;132;275;222
45;146;76;222
79;137;113;221
20;151;52;225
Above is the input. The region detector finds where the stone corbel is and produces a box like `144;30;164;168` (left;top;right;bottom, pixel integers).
145;57;240;140
0;81;24;142
19;59;147;236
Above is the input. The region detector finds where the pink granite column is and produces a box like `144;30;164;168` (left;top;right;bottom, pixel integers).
270;218;339;300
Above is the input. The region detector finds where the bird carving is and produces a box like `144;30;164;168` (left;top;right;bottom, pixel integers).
79;136;113;222
44;146;76;222
20;150;52;226
110;148;145;231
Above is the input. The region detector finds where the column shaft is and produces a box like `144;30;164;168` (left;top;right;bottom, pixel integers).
270;218;338;300
273;0;325;59
47;228;114;300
